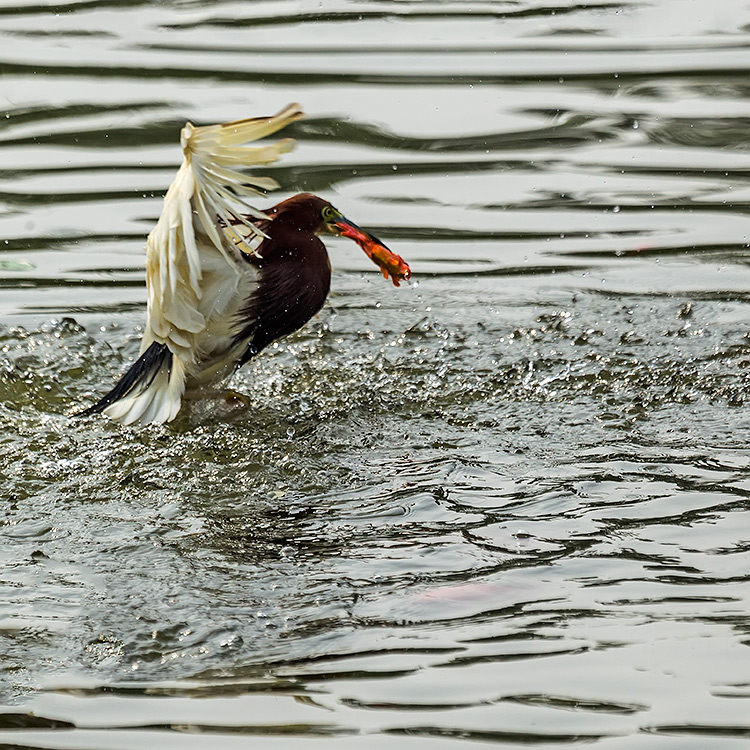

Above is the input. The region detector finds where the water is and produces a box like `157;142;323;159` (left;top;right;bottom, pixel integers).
2;0;750;747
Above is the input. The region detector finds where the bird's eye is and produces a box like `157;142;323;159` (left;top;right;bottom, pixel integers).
322;206;337;222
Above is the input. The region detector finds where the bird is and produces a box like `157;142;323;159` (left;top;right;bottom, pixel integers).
79;103;411;426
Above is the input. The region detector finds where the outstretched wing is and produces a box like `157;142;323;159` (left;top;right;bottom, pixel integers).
80;104;303;426
143;103;304;361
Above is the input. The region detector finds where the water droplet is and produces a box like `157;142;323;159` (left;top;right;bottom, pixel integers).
613;206;620;213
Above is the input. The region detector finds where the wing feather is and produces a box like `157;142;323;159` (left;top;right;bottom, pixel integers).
211;141;297;167
167;223;178;297
198;162;280;193
143;102;302;363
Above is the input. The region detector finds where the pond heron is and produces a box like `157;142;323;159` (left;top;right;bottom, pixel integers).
79;104;410;425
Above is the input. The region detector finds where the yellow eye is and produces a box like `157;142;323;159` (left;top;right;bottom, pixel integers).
322;205;337;222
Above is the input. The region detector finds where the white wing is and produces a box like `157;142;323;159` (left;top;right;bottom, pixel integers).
143;103;304;359
101;104;303;426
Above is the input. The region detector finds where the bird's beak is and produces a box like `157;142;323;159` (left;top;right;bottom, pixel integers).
331;216;385;247
332;217;412;287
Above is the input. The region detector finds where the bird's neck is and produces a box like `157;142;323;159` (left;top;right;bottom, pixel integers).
253;221;328;266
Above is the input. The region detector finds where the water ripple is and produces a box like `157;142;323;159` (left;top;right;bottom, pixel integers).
3;0;750;747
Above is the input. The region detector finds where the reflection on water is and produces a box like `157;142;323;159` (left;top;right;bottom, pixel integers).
2;0;750;747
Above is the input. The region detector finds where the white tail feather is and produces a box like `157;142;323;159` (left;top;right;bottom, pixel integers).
104;358;186;426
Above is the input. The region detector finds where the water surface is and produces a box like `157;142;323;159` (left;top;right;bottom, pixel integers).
2;0;750;748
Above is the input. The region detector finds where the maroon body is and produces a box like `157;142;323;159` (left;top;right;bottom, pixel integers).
233;194;333;365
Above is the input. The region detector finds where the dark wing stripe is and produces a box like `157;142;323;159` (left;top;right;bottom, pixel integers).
76;342;172;417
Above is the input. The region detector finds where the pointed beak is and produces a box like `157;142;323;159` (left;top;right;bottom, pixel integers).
332;216;384;247
332;217;411;287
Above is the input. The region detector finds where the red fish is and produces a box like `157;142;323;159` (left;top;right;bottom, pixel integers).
335;222;411;287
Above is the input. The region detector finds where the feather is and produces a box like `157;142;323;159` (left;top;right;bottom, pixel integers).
179;197;202;297
168;223;178;297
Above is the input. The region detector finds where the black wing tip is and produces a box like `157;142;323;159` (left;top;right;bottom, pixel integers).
74;402;104;419
74;392;118;418
75;342;172;420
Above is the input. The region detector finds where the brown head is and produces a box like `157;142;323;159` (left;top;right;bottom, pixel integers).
264;193;332;234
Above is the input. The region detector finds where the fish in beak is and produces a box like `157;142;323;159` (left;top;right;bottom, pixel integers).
332;217;411;287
